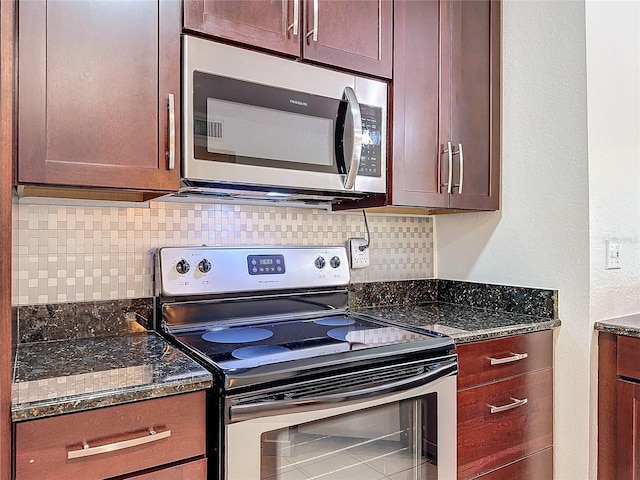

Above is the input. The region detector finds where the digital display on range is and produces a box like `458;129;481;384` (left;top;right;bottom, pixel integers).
248;255;285;275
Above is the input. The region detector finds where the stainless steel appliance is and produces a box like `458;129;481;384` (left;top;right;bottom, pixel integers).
155;246;457;480
181;36;387;203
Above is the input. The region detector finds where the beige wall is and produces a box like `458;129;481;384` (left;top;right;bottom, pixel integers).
12;198;434;305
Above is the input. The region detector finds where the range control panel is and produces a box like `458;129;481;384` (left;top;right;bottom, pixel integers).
157;246;350;297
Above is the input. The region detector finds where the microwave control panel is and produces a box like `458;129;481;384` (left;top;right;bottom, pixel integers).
358;104;383;177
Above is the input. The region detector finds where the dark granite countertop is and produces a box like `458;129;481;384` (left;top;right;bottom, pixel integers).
356;301;561;344
595;313;640;337
12;332;213;422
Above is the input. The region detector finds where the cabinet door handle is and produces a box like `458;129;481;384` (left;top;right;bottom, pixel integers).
307;0;318;41
488;352;528;365
456;143;464;193
442;141;453;194
288;0;299;36
167;93;176;170
67;429;171;459
489;397;528;414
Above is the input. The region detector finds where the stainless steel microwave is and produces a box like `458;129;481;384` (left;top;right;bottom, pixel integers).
181;35;388;203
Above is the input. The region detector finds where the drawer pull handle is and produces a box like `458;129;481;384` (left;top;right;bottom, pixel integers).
67;429;171;459
489;352;528;365
489;397;528;414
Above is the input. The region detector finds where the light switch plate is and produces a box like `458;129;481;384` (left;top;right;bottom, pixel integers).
348;238;370;269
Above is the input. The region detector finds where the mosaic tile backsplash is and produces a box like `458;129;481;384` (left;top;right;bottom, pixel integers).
12;198;434;306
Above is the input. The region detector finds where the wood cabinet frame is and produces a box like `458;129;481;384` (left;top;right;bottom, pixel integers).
0;0;15;478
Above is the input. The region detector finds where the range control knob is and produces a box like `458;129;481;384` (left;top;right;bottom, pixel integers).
330;256;341;268
314;256;326;269
198;258;212;273
175;259;190;275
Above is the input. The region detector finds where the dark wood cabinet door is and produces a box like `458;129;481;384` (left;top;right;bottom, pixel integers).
390;0;447;208
184;0;300;57
389;0;499;211
18;0;180;192
184;0;391;78
447;0;500;210
617;379;640;480
302;0;392;78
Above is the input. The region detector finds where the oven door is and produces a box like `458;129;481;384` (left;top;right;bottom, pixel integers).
225;355;457;480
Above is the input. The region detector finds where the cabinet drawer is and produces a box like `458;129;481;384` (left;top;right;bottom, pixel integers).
618;335;640;380
456;330;553;389
457;369;553;479
121;457;207;479
15;392;206;480
474;447;553;480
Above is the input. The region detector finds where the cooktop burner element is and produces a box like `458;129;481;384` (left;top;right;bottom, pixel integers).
313;317;356;326
202;327;273;344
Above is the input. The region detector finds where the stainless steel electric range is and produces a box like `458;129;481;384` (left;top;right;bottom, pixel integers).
155;246;457;480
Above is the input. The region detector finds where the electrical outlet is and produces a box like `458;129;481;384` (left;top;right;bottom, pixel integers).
348;238;370;269
606;240;621;269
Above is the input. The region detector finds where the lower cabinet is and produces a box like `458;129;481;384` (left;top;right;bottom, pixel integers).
598;333;640;479
14;392;206;480
456;330;554;479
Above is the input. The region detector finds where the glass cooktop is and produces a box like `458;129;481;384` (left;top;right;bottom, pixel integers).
169;314;447;371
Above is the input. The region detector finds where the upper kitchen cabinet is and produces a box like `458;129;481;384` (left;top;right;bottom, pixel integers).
17;0;181;196
183;0;393;79
391;0;500;211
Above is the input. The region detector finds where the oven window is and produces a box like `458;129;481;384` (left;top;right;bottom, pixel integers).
260;393;439;480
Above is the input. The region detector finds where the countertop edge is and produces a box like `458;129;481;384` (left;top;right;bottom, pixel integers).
451;319;561;344
12;376;213;422
594;316;640;338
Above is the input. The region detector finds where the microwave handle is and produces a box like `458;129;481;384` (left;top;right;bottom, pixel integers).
342;86;362;190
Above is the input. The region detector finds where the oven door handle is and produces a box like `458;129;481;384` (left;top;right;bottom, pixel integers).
229;358;457;423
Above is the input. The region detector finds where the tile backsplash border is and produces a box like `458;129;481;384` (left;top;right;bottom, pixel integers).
13;198;435;306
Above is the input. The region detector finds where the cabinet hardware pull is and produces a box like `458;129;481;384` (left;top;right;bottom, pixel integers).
288;0;299;35
168;93;176;170
451;143;464;193
67;429;171;459
488;352;528;365
442;142;453;194
489;397;528;414
307;0;318;41
457;143;464;193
